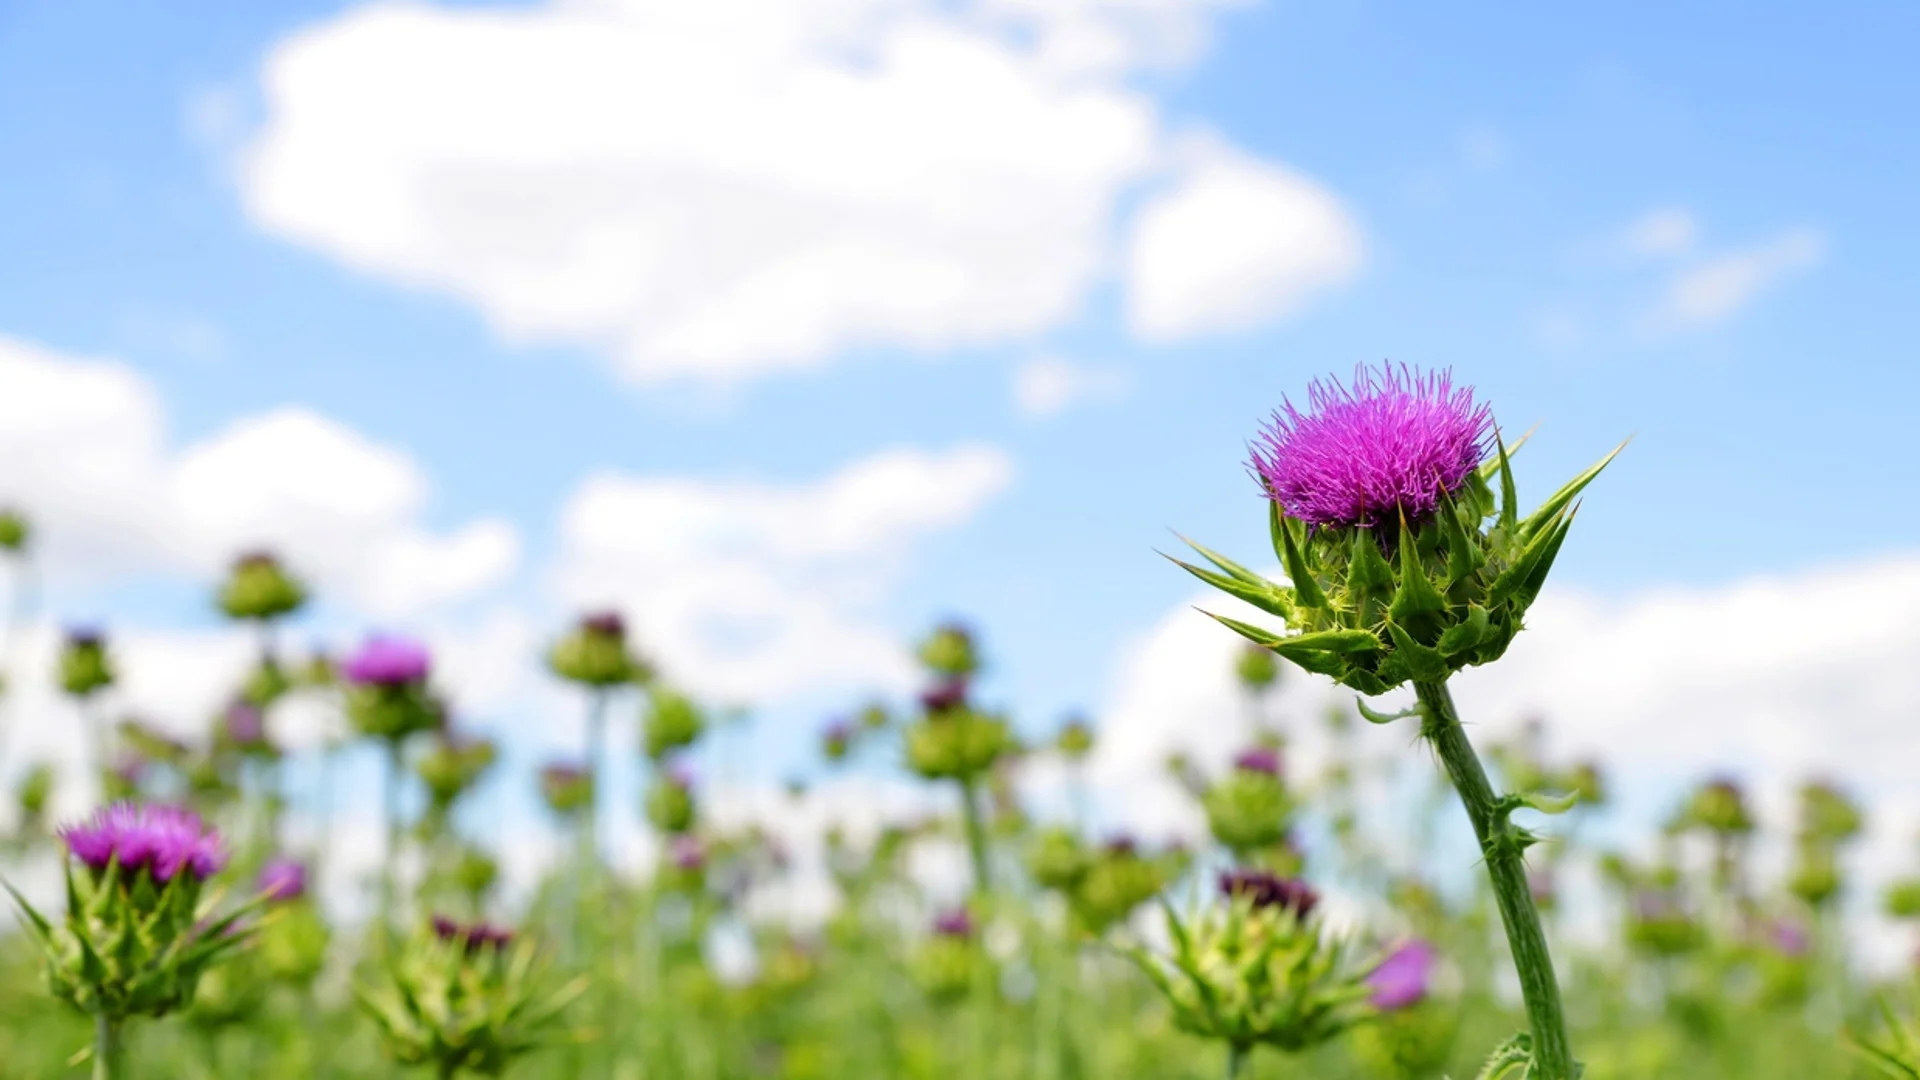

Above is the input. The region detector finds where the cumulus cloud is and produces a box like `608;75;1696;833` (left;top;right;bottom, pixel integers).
1124;142;1364;340
238;0;1351;383
1649;227;1826;330
1011;355;1129;417
552;445;1014;702
0;336;518;616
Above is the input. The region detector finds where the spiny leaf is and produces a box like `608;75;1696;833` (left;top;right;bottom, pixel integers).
1519;440;1626;544
1389;513;1448;627
1436;604;1492;657
1354;698;1421;726
1494;430;1520;534
1275;511;1330;610
1165;555;1293;622
1489;509;1572;609
1385;624;1449;682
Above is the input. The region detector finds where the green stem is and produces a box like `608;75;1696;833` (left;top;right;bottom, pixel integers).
384;739;404;926
958;776;990;898
584;689;608;867
1414;680;1573;1080
1226;1042;1248;1080
92;1014;122;1080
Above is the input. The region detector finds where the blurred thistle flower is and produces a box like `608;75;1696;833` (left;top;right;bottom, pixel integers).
360;918;583;1078
1219;869;1319;918
221;700;270;751
642;688;706;760
7;801;256;1045
1250;364;1491;530
919;677;970;715
1026;827;1091;892
1234;746;1283;776
1367;940;1439;1012
539;762;594;817
917;621;979;678
1686;776;1755;836
0;506;30;552
417;734;498;812
60;802;227;883
57;625;115;698
645;765;698;834
1799;778;1864;843
216;549;308;623
344;635;431;687
821;719;855;762
1236;643;1280;691
669;835;707;873
548;609;646;688
258;857;308;902
1769;917;1811;959
932;908;975;939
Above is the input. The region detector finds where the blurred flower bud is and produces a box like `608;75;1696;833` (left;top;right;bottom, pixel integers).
57;627;114;698
216;550;307;623
821;719;855;763
645;767;697;834
342;636;438;744
1685;776;1755;836
1056;717;1095;760
1203;761;1293;858
0;507;30;552
1025;826;1091;892
16;761;55;819
917;622;979;679
1235;643;1279;691
416;734;498;812
643;689;705;760
539;762;594;818
904;706;1011;782
547;611;643;688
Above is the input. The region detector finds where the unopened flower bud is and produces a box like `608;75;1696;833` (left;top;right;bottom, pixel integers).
57;626;115;698
0;507;30;552
216;550;307;622
917;622;980;678
642;689;705;760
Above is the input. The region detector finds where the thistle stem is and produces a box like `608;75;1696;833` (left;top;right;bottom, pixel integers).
1414;679;1573;1080
383;739;404;925
92;1014;122;1080
958;776;990;898
1225;1042;1248;1080
584;689;608;866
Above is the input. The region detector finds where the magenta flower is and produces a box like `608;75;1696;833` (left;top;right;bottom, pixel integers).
224;701;267;746
669;835;707;872
258;858;308;902
933;908;975;938
919;678;969;715
582;611;626;638
1233;746;1282;776
59;802;227;883
343;635;431;687
1769;918;1810;958
1368;939;1439;1011
1218;869;1319;918
431;914;514;954
1250;364;1492;529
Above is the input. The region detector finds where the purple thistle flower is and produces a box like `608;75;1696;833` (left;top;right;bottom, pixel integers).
65;625;105;648
342;634;431;687
582;610;626;638
920;678;969;715
670;835;707;872
431;914;514;954
932;908;974;939
1769;918;1810;958
1218;869;1319;918
1250;364;1492;529
224;701;267;746
258;857;308;902
1368;939;1438;1011
59;802;227;883
1105;834;1139;857
1233;746;1282;777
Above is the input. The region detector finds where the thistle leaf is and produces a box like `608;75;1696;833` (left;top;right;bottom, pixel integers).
1354;699;1421;726
1494;430;1519;534
1166;555;1293;622
1275;512;1330;610
1519;440;1625;545
1436;604;1492;657
1389;515;1448;627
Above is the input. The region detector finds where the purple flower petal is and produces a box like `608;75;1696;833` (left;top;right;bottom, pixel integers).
343;635;431;687
1368;939;1438;1011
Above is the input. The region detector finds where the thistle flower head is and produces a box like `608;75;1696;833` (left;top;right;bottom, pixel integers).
223;701;267;747
60;802;226;883
1367;939;1438;1011
343;635;431;687
1250;364;1492;529
932;908;974;939
431;915;515;954
1218;868;1319;918
1234;746;1282;776
258;858;308;902
581;610;626;638
669;835;706;872
919;678;969;715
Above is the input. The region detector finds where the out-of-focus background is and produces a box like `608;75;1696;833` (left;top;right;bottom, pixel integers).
2;0;1917;924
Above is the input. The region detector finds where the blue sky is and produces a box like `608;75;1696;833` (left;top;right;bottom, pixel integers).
3;0;1918;829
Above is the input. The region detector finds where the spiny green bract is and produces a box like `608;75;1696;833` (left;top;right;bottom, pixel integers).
357;926;584;1078
904;708;1012;781
1127;895;1376;1054
5;860;256;1021
1173;438;1621;697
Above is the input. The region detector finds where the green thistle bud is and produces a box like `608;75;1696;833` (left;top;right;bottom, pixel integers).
216;550;308;623
1884;878;1920;920
241;656;294;709
358;918;585;1078
911;911;983;1005
1235;644;1280;692
1055;717;1095;760
1350;1001;1461;1080
454;847;500;905
0;506;30;552
1202;750;1292;858
1068;839;1176;935
257;899;330;986
643;689;705;760
1684;777;1755;837
17;761;56;821
1025;827;1091;892
916;622;979;679
903;708;1011;782
1798;779;1864;843
1128;875;1374;1059
57;628;115;699
547;611;643;688
417;736;499;813
347;682;442;744
1788;839;1842;907
645;769;697;835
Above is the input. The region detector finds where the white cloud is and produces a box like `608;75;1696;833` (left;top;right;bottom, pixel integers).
239;0;1346;383
1125;142;1364;340
0;337;517;616
1011;355;1128;417
1650;227;1825;329
1621;207;1697;258
552;445;1013;702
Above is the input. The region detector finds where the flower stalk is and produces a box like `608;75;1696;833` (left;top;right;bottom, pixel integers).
93;1014;122;1080
1415;679;1572;1080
